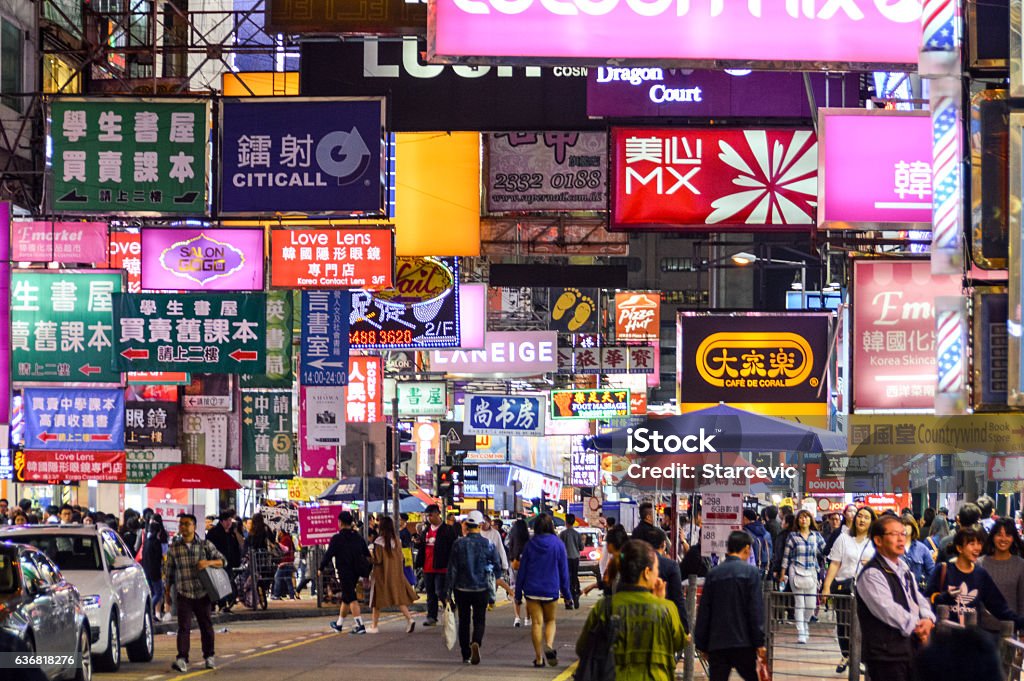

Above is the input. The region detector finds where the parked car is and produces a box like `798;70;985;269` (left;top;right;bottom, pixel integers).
578;528;604;578
0;525;154;672
0;540;93;680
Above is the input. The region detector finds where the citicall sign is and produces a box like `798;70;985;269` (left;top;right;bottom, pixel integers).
430;0;923;68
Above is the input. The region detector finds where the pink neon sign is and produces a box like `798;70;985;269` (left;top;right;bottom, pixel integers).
430;0;924;66
819;111;933;227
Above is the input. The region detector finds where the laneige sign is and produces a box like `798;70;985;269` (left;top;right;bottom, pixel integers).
430;331;558;376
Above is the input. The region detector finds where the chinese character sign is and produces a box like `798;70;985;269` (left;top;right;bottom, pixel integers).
395;381;447;417
486;132;606;212
12;221;109;264
464;394;546;437
50;99;208;214
181;413;230;467
109;230;142;293
270;228;394;289
11;271;121;382
349;256;460;349
23;450;127;482
346;356;383;423
141;228;265;291
616;292;660;342
557;344;655;375
300;291;351;386
852;260;962;410
819;111;933;227
570;449;600;487
219;98;387;215
302;386;346;449
113;292;266;373
126;448;182;484
24;387;125;450
125;401;178;447
610;127;817;229
241;290;294;389
242;390;294;479
550;390;630;420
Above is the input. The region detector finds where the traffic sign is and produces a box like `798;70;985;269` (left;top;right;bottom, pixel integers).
440;421;476;451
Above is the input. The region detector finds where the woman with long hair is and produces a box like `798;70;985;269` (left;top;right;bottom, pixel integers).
583;525;629;597
507;517;531;627
368;516;417;633
780;510;825;645
243;513;272;555
142;515;170;621
977;517;1024;640
901;516;936;590
514;514;571;668
822;506;876;673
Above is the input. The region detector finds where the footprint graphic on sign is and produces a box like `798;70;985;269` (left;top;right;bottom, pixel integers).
553;288;595;331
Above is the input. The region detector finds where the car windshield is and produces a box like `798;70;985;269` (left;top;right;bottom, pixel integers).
581;533;599;548
0;554;17;593
11;534;103;571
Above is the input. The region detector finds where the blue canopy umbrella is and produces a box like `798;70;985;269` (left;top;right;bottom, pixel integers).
584;403;845;454
364;495;425;514
318;476;394;502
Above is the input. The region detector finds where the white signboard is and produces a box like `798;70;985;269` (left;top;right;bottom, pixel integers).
304;386;346;448
258;502;298;535
701;492;744;559
431;331;558;376
701;522;742;559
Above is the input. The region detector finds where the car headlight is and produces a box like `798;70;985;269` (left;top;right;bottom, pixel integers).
81;595;101;609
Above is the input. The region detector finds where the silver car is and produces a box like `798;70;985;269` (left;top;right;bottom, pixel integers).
0;525;155;672
0;541;93;680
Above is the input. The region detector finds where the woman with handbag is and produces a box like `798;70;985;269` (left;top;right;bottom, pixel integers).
366;516;417;634
822;506;876;674
779;510;825;645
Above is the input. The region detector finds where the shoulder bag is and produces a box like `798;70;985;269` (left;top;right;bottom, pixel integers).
198;541;233;602
574;595;620;681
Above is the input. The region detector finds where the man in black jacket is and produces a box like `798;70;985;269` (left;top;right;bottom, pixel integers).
205;511;242;611
320;511;371;635
694;531;765;681
644;527;688;633
856;516;934;681
414;504;458;626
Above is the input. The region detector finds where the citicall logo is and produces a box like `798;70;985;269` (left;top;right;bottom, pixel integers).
451;0;921;20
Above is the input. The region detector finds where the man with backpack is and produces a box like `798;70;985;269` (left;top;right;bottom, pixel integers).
742;509;773;578
319;510;371;634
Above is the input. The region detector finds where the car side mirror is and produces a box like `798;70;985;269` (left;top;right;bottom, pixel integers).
111;556;135;570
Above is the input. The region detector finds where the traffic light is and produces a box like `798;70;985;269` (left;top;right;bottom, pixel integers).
386;426;414;469
437;464;464;504
530;497;541;515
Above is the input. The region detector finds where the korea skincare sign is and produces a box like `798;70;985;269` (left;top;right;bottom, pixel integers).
610;127;817;230
818;109;932;228
219;98;387;215
430;0;924;68
49;98;208;215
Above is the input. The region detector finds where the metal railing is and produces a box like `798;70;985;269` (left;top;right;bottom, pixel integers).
764;589;861;681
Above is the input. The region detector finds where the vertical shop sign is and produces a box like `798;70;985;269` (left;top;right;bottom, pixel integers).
852;260;962;411
303;386;346;448
23;387;125;450
241;290;293;388
49;99;208;214
113;292;266;373
300;291;351;385
181;412;229;467
973;289;1008;410
11;270;121;382
242;390;294;479
346;356;383;423
570;449;600;487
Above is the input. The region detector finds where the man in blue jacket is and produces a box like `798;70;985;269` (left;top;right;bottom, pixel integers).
694;531;766;681
446;510;501;665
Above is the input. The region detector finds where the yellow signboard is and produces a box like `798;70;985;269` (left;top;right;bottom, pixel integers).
849;414;1024;456
287;478;334;502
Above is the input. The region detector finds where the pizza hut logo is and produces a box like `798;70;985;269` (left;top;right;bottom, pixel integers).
616;293;660;340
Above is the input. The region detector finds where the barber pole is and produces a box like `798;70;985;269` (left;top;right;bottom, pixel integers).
935;296;967;414
920;0;964;275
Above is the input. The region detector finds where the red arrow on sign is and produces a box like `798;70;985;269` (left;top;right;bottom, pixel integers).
37;432;59;443
121;348;150;360
91;434;112;442
79;364;101;376
229;349;258;362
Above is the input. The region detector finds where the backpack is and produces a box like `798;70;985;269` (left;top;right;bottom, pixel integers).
746;529;772;577
574;595;621;681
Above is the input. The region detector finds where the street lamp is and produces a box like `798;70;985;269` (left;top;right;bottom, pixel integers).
729;251;809;308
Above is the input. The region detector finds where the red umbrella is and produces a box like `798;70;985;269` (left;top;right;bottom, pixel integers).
145;464;242;490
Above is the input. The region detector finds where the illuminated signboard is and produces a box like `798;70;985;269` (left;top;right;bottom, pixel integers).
141;228;264;291
349;256;460;349
270;228;394;289
550;389;630;420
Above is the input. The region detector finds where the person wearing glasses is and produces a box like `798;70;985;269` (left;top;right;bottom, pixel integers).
855;515;935;681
